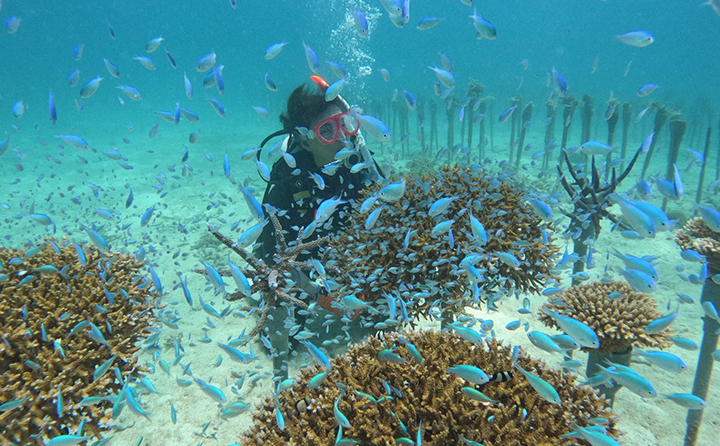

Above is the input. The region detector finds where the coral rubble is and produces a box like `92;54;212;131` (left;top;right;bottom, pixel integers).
0;239;156;445
538;280;672;354
323;165;558;320
240;330;620;445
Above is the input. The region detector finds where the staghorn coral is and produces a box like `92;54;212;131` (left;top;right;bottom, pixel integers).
538;280;672;354
0;238;156;445
556;144;641;286
322;165;558;320
676;217;720;271
199;211;329;337
240;330;621;446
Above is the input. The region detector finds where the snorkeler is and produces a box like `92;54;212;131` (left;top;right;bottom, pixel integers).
253;76;383;378
254;76;382;266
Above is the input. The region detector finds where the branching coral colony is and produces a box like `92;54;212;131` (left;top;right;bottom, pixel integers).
538;279;673;405
556;147;641;285
241;330;621;446
0;238;156;445
204;212;329;337
201;166;557;338
538;280;672;355
323;165;558;323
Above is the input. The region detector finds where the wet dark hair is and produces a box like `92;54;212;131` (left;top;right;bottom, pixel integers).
279;83;347;131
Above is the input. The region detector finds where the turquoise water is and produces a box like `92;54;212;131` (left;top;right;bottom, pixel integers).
1;0;720;445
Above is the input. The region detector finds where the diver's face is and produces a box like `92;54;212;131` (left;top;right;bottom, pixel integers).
303;105;348;167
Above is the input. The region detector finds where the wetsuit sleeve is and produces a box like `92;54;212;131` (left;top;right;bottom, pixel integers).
253;157;311;265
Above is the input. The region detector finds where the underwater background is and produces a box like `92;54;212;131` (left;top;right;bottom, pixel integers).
2;0;720;445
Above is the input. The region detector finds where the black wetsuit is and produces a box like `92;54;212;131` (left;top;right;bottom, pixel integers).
253;143;375;265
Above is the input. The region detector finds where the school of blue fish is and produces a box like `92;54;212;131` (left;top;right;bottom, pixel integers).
1;0;720;445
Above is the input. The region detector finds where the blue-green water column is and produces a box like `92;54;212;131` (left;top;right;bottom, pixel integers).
685;266;720;446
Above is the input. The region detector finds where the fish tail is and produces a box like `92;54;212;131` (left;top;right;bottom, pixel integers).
607;192;623;204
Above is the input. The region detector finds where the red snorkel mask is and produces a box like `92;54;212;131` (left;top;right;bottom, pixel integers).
308;75;358;144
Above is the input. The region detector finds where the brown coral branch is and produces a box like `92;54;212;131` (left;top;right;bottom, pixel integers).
197;213;325;338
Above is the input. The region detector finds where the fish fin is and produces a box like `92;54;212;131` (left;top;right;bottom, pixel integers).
597;362;613;373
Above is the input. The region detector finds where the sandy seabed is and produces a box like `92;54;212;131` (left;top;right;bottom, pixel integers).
2;121;719;446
